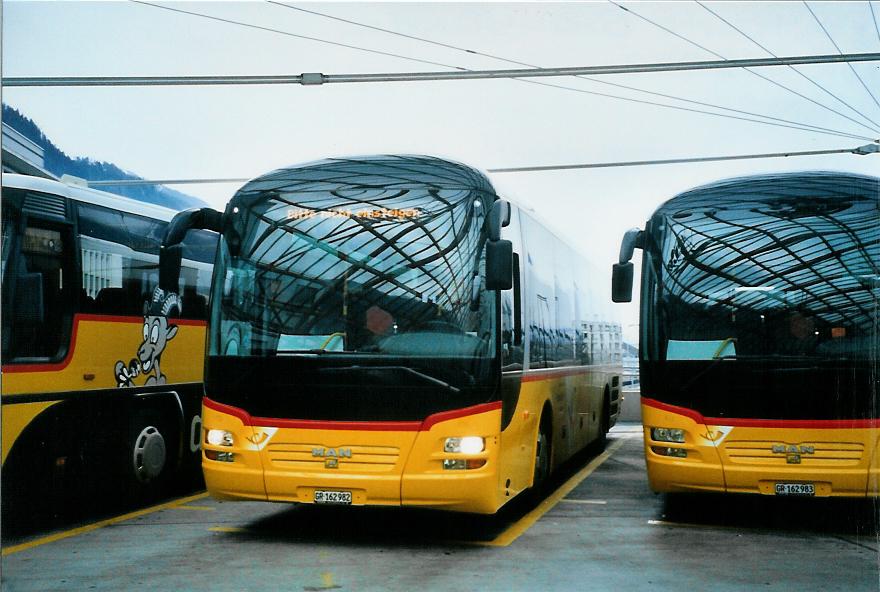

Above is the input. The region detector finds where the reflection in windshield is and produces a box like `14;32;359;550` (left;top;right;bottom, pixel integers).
644;172;879;363
212;185;494;360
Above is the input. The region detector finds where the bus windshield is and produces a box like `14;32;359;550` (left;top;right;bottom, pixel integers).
206;181;499;421
640;173;879;420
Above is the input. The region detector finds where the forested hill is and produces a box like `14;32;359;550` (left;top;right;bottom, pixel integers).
3;105;208;210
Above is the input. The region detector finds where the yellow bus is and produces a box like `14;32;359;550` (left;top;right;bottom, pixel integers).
159;155;622;514
612;171;879;497
1;174;216;518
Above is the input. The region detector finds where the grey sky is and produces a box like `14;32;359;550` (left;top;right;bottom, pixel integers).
4;1;879;341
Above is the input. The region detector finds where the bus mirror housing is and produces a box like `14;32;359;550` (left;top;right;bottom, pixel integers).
159;244;183;294
159;207;225;293
612;262;634;303
486;239;513;291
489;200;511;242
612;227;643;303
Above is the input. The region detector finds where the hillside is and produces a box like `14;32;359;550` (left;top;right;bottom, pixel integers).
2;105;208;210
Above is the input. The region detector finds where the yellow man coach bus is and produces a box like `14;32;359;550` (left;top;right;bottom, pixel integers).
1;174;216;519
159;155;621;514
612;171;879;497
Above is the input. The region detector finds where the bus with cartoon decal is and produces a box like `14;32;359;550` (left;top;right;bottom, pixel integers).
1;174;216;521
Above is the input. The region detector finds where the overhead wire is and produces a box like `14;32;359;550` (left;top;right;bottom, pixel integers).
129;0;468;71
608;1;880;136
80;143;880;186
803;1;880;112
871;1;880;45
268;2;876;142
696;1;880;132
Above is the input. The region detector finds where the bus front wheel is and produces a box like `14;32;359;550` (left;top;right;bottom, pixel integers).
533;418;551;489
123;410;174;497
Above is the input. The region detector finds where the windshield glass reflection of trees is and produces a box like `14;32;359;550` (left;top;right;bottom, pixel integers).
211;188;495;365
644;193;879;363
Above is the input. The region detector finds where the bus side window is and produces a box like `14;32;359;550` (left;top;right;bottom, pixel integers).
78;203;165;317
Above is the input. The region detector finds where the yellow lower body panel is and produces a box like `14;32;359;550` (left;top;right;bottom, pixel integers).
202;401;506;514
642;400;880;497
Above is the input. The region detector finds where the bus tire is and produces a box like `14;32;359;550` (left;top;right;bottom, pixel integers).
596;388;611;451
123;410;174;498
533;414;552;489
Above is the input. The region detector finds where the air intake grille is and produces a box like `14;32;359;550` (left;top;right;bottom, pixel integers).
23;192;67;218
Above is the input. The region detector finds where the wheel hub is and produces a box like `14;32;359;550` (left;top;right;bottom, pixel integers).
132;426;166;483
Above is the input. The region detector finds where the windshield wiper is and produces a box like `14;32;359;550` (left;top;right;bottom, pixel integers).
318;365;460;393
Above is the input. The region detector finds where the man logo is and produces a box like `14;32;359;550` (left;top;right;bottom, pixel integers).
312;447;352;468
771;444;814;464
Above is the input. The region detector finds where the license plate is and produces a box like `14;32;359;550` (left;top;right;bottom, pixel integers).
314;490;352;505
774;483;815;496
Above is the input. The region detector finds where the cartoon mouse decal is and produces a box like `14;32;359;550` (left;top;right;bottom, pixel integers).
114;287;181;387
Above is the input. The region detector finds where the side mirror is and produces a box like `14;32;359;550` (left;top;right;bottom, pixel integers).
611;262;634;303
488;200;511;241
486;239;513;290
159;244;183;293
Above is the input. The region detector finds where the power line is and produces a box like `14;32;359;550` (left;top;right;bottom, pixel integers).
696;1;880;132
81;143;879;186
6;52;879;87
803;1;880;112
271;3;874;144
608;1;880;136
487;143;879;173
871;1;880;45
129;0;467;71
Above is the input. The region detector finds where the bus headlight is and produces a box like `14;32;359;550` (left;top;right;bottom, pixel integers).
206;429;233;446
650;427;685;443
444;436;485;454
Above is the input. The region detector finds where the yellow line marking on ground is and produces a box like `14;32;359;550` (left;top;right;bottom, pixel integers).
480;437;627;547
208;526;248;533
559;499;607;505
173;505;216;511
2;492;209;557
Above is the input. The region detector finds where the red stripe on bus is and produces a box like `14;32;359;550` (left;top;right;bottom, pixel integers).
203;397;501;432
641;397;880;429
420;401;502;431
1;314;207;374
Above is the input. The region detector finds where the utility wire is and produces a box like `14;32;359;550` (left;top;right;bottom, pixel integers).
82;143;880;186
803;1;880;112
271;3;874;144
871;1;880;45
129;0;468;71
697;1;880;132
487;143;878;173
608;1;880;136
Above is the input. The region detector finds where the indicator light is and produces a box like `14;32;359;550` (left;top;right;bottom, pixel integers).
651;446;687;458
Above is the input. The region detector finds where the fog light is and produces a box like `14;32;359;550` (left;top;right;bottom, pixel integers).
205;450;235;462
443;459;467;470
206;429;233;446
651;446;687;458
444;436;485;454
650;427;685;443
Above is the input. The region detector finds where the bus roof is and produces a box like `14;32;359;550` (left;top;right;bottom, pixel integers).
231;155;498;205
654;170;879;216
1;172;183;222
